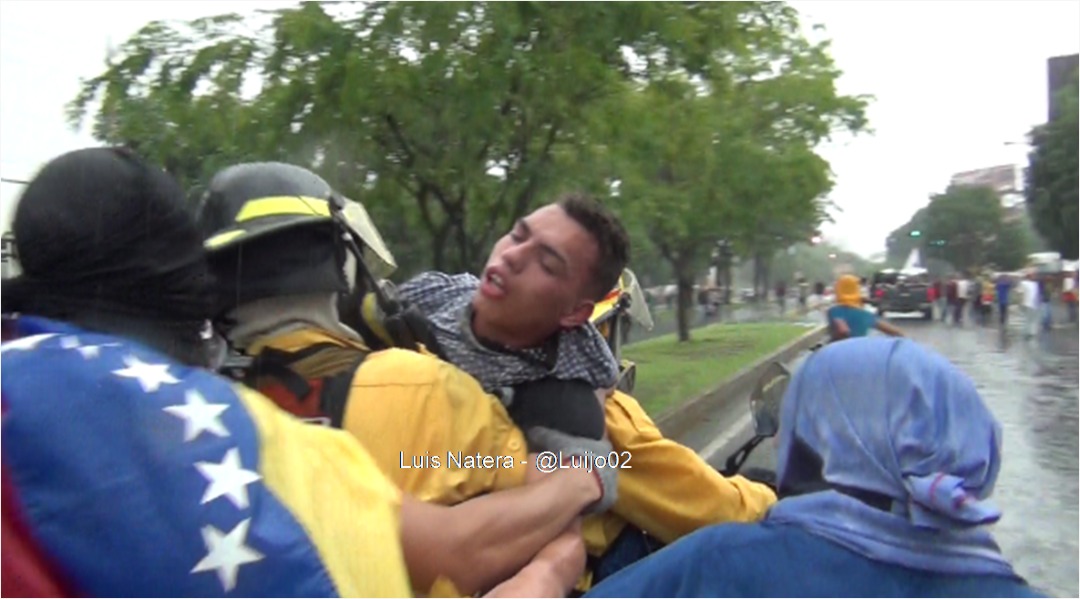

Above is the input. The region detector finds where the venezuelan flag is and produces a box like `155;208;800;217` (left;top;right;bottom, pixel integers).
1;316;411;597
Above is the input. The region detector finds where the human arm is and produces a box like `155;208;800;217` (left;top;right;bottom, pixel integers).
482;520;587;598
398;462;600;597
874;318;905;337
830;317;851;340
479;460;593;597
600;391;777;544
826;306;850;341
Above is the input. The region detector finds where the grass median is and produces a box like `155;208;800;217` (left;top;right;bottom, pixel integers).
623;322;809;416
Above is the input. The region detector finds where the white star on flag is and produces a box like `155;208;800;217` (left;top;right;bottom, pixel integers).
112;355;180;392
1;333;57;354
164;390;230;442
59;335;118;359
195;447;262;510
191;518;264;592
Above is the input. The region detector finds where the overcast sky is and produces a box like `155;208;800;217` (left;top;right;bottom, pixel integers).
1;1;1077;258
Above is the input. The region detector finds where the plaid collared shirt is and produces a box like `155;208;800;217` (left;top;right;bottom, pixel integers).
397;272;620;395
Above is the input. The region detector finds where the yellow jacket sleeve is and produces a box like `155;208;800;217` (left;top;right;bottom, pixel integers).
604;390;778;545
343;348;528;505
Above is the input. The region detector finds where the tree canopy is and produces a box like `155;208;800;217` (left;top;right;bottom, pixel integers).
67;1;868;341
1025;67;1078;260
885;184;1038;275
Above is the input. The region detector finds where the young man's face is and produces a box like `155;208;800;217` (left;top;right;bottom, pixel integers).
472;204;600;348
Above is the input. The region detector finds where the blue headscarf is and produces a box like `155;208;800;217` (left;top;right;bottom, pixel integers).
766;337;1017;577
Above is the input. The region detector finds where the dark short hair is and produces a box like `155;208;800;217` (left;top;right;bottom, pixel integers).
556;192;630;302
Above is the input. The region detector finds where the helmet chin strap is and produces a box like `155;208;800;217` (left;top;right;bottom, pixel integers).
322;190;449;359
327;191;400;315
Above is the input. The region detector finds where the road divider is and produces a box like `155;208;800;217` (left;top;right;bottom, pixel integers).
653;324;827;440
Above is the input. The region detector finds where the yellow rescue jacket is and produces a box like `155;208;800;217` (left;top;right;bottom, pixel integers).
245;327;529;505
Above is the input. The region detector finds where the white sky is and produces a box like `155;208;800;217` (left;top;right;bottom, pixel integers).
1;0;1077;258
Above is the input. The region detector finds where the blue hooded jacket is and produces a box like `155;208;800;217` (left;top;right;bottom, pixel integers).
586;338;1046;598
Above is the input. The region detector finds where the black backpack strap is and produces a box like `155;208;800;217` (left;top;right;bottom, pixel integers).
316;352;370;428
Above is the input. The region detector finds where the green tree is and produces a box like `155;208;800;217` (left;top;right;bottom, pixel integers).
886;184;1037;276
66;2;764;273
885;207;928;267
66;14;267;190
985;218;1037;271
1025;68;1078;259
67;1;867;308
593;3;868;341
919;185;1004;274
768;242;874;290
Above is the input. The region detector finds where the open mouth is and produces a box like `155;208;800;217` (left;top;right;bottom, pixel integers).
480;268;508;300
485;271;505;290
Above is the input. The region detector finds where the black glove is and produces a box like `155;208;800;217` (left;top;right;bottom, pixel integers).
383;302;448;360
357;290;448;361
508;377;606;441
526;426;619;516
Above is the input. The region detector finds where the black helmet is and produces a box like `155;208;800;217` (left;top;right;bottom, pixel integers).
195;162;337;252
195;161;421;355
195;162;354;312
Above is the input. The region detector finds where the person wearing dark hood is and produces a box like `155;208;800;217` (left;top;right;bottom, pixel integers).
0;147;417;596
0;148;595;598
584;337;1046;598
2;147;217;366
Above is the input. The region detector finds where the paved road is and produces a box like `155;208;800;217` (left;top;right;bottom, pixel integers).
700;315;1078;597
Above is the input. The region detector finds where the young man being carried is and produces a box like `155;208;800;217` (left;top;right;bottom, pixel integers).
394;192;777;587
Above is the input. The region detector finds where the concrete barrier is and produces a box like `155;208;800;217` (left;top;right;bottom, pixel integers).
654;324;827;440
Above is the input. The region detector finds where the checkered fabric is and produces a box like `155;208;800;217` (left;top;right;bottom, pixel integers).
397;272;619;395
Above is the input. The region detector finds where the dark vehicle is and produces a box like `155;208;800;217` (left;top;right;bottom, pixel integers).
868;268;932;320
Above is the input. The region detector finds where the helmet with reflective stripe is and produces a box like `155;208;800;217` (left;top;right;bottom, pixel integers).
195;162;355;313
195;162;337;252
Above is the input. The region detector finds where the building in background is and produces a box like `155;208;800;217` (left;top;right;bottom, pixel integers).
1047;54;1079;122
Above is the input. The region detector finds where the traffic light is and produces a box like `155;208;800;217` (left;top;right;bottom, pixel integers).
909;230;922;238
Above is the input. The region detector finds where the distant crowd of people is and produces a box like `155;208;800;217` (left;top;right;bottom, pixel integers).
928;270;1079;337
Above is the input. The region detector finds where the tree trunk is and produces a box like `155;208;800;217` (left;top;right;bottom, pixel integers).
722;262;733;305
430;223;451;272
752;252;764;302
454;217;470;273
676;272;695;342
762;257;771;303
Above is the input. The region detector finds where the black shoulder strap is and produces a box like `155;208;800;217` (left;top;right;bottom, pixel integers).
316;352;370;428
